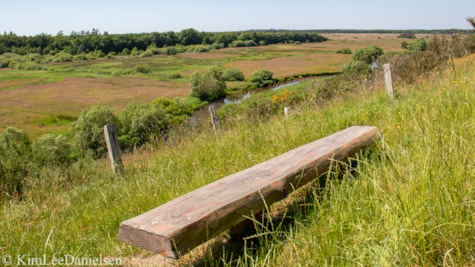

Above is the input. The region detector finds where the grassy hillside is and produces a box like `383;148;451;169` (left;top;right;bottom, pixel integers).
0;52;474;266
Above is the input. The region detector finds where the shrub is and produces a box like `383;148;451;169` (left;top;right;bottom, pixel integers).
168;73;182;79
190;66;227;101
223;68;245;81
0;56;8;68
342;60;371;76
71;105;118;158
32;134;74;166
248;68;275;88
21;62;44;70
105;52;116;59
136;64;151;74
152;97;190;124
0;127;32;198
140;51;153;57
336;48;352;54
398;32;417;39
119;103;170;147
188;45;210;53
121;48;130;56
162;46;177;55
73;54;88;61
130;47;140;56
52;52;73;63
353;46;384;64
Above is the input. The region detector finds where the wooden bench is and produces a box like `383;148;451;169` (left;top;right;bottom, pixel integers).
118;126;380;258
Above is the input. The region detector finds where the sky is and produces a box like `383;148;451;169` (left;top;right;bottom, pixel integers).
1;0;474;36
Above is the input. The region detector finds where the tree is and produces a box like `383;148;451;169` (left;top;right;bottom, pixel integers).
190;66;226;101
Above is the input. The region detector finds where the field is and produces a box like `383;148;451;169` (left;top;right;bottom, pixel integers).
0;33;406;136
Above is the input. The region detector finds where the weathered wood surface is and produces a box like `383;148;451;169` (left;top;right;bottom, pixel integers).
209;105;220;131
383;63;394;99
118;126;380;258
104;124;123;174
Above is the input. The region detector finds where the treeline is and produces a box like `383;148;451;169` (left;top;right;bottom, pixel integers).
0;28;327;56
305;29;472;34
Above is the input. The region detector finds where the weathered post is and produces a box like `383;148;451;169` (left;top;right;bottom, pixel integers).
382;63;394;99
209;105;220;131
284;107;290;118
104;124;123;175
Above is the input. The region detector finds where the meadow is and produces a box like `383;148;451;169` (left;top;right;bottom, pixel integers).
0;33;405;136
0;32;474;266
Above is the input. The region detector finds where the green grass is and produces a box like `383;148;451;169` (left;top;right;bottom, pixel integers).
1;53;473;265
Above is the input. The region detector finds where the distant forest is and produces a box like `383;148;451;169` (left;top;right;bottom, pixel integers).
0;28;329;56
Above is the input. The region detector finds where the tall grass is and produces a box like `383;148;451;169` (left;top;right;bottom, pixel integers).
0;54;474;266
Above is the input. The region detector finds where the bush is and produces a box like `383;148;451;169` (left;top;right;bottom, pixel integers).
162;46;177;55
121;48;130;56
0;56;8;68
0;127;32;198
119;103;170;147
168;73;182;79
223;68;245;81
336;48;352;54
353;46;384;64
22;62;45;70
190;66;227;101
105;52;116;59
130;47;140;56
248;68;275;88
140;51;153;57
52;52;73;63
136;64;151;74
71;105;118;158
152;97;190;124
342;61;371;76
398;32;417;39
32;134;74;166
73;54;88;61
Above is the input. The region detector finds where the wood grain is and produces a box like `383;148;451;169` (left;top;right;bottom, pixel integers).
118;126;380;258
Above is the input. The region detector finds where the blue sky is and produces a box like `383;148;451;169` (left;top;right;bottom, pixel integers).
2;0;474;36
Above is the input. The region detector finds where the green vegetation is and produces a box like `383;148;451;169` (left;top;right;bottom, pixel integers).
1;31;475;265
190;66;227;101
336;47;352;54
0;29;327;57
0;50;474;265
353;45;384;64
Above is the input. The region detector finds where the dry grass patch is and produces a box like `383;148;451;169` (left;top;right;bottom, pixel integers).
0;76;190;136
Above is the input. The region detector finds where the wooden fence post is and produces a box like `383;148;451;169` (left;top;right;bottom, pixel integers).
382;63;394;99
209;105;220;131
284;107;290;118
104;124;123;175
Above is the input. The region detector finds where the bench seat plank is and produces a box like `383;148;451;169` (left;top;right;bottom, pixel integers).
118;126;380;258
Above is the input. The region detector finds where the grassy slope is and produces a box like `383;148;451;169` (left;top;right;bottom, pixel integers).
0;54;473;266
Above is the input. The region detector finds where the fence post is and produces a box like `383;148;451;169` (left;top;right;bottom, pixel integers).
104;124;123;175
382;63;394;99
209;105;220;132
284;107;290;118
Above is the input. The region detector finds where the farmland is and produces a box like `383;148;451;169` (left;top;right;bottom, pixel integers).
0;33;406;136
